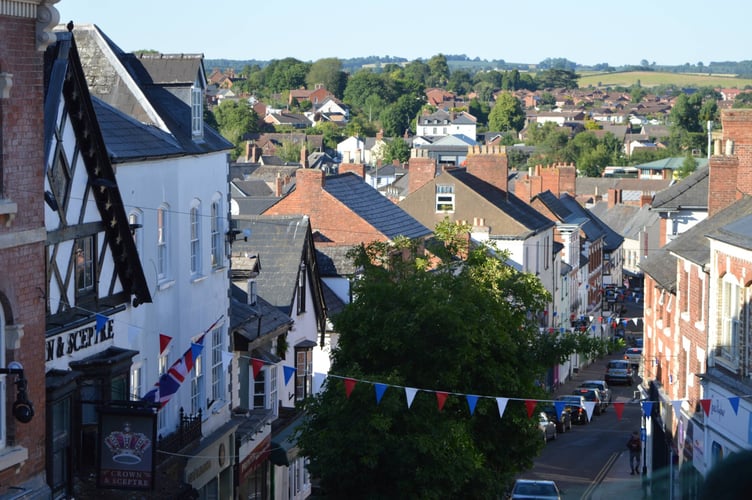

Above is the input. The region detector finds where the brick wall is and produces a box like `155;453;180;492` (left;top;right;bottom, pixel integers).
540;163;576;197
263;168;386;246
407;156;436;195
708;155;738;217
464;145;508;192
339;163;365;178
0;12;48;494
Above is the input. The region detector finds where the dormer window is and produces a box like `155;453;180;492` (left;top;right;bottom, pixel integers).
191;85;203;140
436;184;455;213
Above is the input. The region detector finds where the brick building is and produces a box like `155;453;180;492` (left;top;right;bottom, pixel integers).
0;1;60;497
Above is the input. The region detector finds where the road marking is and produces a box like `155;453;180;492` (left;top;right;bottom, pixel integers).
581;451;620;500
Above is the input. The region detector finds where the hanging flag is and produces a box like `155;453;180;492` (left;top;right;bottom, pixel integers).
436;392;448;412
466;395;479;416
221;351;233;373
496;397;509;419
613;402;625;420
700;399;711;416
140;317;221;411
374;383;387;404
405;387;418;408
583;401;595;421
344;378;357;399
159;334;172;353
251;358;265;379
672;400;683;419
554;401;567;420
313;372;328;394
95;313;108;334
283;365;296;385
641;401;654;417
524;400;537;418
729;396;740;415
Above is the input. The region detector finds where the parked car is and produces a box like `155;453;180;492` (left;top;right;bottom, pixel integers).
635;337;644;349
538;411;558;442
555;395;589;424
579;380;612;406
625;347;643;368
511;479;562;500
605;359;634;385
541;404;572;433
573;387;606;415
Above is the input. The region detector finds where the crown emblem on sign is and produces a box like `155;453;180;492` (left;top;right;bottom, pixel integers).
104;422;152;464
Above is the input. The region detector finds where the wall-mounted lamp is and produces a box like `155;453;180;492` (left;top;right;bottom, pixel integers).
0;362;35;423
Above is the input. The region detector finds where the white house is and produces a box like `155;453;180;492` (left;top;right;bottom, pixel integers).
416;109;477;141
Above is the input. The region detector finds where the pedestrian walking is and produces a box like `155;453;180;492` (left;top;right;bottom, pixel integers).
626;430;641;475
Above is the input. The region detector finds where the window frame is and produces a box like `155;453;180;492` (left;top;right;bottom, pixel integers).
435;184;455;213
211;327;224;404
210;199;223;269
295;346;312;402
191;85;203;138
157;205;169;280
74;236;96;298
190;202;201;276
191;353;204;415
296;263;307;315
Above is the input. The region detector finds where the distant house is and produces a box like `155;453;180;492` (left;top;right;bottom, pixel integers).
415;109;477;141
264;111;312;129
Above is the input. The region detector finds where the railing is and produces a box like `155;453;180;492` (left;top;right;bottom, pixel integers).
156;407;202;464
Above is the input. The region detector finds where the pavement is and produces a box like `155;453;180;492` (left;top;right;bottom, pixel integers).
551;353;647;500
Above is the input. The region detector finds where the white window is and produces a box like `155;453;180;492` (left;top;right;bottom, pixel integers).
191;85;203;138
74;236;95;296
129;362;142;401
157;205;169;280
295;346;313;402
252;365;278;414
190;203;201;275
211;327;224;404
435;184;455;213
720;278;741;362
269;365;278;417
191;354;204;415
211;200;223;268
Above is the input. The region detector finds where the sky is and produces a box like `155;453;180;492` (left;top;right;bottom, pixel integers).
58;0;751;67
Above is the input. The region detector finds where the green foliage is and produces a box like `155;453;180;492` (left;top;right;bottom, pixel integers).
264;57;311;93
488;92;525;133
380;94;422;137
277;139;306;163
733;92;752;108
382;137;411;164
343;70;392;110
427;54;450;87
305;57;347;98
297;220;605;497
211;100;260;160
674;153;698;180
535;69;580;90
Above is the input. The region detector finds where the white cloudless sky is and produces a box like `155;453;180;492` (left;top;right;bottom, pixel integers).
58;0;751;67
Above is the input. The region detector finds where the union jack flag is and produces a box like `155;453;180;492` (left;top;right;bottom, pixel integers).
142;317;223;410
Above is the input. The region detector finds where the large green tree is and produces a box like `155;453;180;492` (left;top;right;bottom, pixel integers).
488;92;525;133
306;57;347;98
263;57;311;93
297;222;605;498
212;100;260;159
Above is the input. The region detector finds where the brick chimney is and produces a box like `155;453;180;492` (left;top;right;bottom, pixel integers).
541;162;577;197
464;145;508;192
720;109;752;199
296;167;324;195
300;144;309;168
408;151;437;194
708;155;739;217
339;163;365;178
275;173;285;196
640;192;653;207
515;167;543;202
608;188;622;209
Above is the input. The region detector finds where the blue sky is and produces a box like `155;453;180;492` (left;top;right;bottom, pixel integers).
58;0;750;66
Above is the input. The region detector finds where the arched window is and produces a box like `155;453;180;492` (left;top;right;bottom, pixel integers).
210;198;223;268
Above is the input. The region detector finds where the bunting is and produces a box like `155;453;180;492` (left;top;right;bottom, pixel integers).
159;333;172;354
283;365;297;385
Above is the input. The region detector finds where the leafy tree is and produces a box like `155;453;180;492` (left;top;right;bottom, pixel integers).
488;93;525;133
630;86;647;104
468;98;490;126
343;70;391;110
297;221;606;498
675;153;698;180
382;137;411;164
535;69;579;89
447;69;473;95
212;100;260;160
402;60;431;88
314;121;345;151
670;93;703;133
732;92;752;108
380;94;421;137
538;92;556;108
306;58;347;98
427;54;450;87
264;57;311;93
364;94;386;123
278;139;307;163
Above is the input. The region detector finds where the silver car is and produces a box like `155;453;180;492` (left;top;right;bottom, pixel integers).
538;411;558;442
511;479;562;500
579;380;612;406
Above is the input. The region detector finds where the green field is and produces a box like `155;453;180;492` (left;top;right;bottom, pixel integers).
577;71;752;89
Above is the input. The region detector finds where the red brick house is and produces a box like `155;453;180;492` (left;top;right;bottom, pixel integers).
0;2;60;497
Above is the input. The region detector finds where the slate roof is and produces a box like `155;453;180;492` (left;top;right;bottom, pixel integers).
557;193;624;252
633;156;709;172
651;165;709;211
316;246;358;277
448;170;555;234
230;215;313;315
230;283;293;343
670;196;752;267
322;173;432;240
591;203;659;240
70;24;233;157
707;213;752;251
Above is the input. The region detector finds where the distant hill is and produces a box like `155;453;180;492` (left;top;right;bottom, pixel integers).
578;71;752;89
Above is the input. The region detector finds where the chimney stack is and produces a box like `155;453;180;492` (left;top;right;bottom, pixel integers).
464;145;509;192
